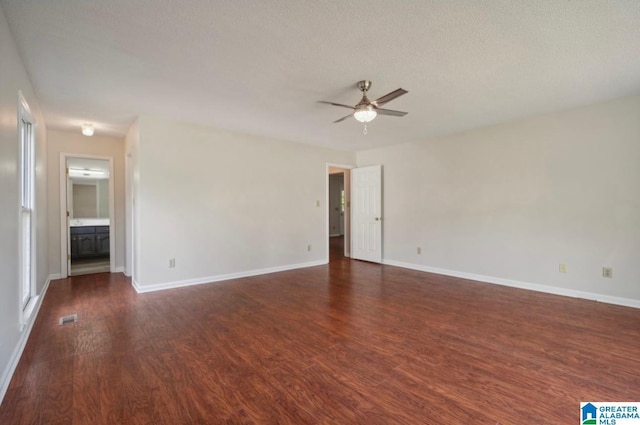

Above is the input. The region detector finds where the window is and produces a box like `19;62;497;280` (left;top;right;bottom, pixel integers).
18;92;35;314
340;189;345;213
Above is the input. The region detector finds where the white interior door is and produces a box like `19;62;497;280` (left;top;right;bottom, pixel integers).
351;165;382;263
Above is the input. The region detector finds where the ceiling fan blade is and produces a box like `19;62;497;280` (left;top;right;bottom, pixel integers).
375;108;408;117
333;114;353;123
318;101;355;110
372;88;408;107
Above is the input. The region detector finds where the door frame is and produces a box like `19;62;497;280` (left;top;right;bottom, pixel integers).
326;163;354;261
59;153;116;278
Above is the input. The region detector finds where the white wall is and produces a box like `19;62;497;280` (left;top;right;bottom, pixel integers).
132;116;354;290
47;130;125;275
0;3;48;401
357;95;640;304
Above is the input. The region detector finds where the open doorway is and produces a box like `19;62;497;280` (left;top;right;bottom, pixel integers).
327;165;352;262
62;156;114;276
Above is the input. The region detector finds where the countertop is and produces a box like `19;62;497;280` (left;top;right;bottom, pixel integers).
70;218;110;227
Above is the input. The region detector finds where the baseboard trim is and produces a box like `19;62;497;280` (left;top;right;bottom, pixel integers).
132;260;328;294
382;259;640;309
131;277;141;292
0;275;53;404
48;273;62;280
114;266;125;273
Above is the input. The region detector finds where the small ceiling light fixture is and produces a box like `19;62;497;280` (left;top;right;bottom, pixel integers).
81;124;94;136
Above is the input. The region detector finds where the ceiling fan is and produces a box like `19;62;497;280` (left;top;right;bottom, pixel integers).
320;80;408;133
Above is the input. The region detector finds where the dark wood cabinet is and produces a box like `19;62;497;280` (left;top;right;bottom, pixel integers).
75;234;96;257
71;226;109;259
96;226;110;255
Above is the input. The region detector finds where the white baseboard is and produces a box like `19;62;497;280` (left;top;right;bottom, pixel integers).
114;266;125;273
48;273;62;280
131;277;141;292
383;259;640;309
0;275;53;404
132;260;328;294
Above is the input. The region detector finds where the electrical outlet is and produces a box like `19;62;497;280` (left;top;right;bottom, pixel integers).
417;247;421;255
602;267;613;278
559;263;567;273
169;258;175;268
307;244;311;252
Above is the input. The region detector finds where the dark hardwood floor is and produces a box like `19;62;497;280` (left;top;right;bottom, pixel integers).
2;244;639;424
329;235;344;262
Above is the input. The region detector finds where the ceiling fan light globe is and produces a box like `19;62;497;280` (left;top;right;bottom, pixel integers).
353;107;377;123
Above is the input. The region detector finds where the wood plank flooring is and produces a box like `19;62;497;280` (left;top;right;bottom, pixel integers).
1;250;639;424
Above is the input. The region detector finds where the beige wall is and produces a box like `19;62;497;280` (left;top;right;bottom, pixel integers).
131;116;355;289
358;94;640;304
47;130;126;275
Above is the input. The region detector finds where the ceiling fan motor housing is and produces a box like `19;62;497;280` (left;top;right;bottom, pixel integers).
357;80;372;93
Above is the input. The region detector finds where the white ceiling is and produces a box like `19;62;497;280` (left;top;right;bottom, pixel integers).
2;1;640;151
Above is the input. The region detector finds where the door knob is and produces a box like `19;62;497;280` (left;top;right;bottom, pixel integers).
375;217;381;221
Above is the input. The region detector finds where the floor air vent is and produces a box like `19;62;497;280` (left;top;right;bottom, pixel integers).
59;314;78;325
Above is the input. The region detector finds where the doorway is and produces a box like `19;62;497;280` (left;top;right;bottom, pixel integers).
327;165;352;261
61;155;115;276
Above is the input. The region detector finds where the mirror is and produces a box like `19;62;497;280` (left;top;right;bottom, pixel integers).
71;178;109;218
67;158;110;219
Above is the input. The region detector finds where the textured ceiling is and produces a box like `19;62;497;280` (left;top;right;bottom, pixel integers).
2;0;640;151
